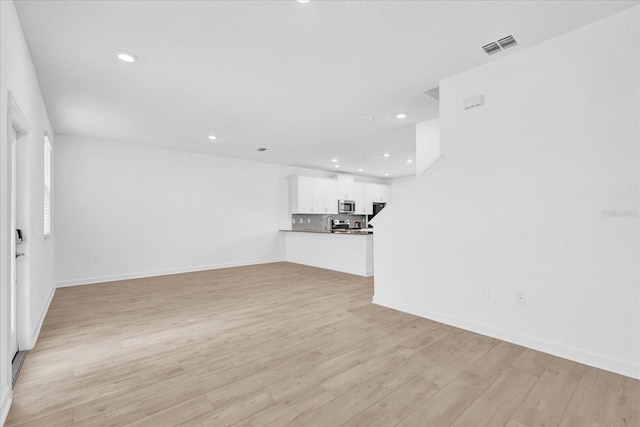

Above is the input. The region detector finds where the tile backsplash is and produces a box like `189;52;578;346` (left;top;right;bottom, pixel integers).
291;214;367;230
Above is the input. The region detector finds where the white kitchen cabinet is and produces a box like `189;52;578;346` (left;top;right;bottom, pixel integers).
337;174;355;200
289;176;338;214
288;176;314;213
354;182;390;215
353;183;368;215
313;178;338;214
366;183;390;204
289;176;388;215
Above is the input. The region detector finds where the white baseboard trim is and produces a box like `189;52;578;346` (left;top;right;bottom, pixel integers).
1;392;12;427
55;258;286;288
372;295;640;380
285;260;372;277
23;286;56;350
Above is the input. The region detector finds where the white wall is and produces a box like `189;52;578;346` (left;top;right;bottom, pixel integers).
416;118;440;176
373;7;639;379
388;117;441;200
0;0;56;423
389;175;415;200
55;136;334;286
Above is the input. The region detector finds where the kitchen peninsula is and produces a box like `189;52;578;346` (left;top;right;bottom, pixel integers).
284;173;387;277
281;229;373;277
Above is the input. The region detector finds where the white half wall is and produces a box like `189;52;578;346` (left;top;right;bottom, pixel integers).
373;7;640;379
54;136;336;286
284;232;373;277
1;0;56;423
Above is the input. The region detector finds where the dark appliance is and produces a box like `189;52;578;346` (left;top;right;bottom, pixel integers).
368;202;386;223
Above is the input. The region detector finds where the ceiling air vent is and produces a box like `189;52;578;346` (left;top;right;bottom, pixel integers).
482;34;519;55
497;35;517;50
482;42;501;55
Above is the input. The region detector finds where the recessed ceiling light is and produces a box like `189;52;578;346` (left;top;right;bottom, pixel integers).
116;51;137;63
208;135;217;140
395;113;407;119
331;158;338;162
384;173;390;176
297;0;310;3
407;159;413;163
334;165;340;168
357;168;363;172
383;153;390;158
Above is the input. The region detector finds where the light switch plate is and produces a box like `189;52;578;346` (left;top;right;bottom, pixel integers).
481;286;489;299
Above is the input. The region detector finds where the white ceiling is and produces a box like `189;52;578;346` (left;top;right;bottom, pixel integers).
14;0;638;178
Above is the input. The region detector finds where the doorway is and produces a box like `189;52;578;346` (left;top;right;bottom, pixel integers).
5;92;30;388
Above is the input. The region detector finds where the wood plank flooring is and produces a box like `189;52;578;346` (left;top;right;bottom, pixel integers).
5;262;639;426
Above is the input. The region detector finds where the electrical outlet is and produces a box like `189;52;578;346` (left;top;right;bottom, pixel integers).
481;286;490;299
427;213;444;227
93;255;102;264
516;292;526;305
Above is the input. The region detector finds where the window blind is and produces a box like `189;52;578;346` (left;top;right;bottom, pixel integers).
44;134;52;237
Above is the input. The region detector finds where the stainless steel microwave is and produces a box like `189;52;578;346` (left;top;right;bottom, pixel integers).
338;199;355;214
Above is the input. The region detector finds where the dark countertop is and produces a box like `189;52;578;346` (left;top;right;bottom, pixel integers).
280;229;373;235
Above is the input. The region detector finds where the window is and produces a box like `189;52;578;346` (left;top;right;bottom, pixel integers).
44;134;52;238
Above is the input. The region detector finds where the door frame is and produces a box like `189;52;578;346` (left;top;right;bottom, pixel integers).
2;92;31;391
9;125;18;360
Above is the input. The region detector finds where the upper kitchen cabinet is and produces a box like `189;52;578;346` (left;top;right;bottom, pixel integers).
355;182;390;215
289;176;314;214
289;175;388;215
313;178;338;214
366;183;390;204
337;174;356;200
353;183;367;214
289;176;338;214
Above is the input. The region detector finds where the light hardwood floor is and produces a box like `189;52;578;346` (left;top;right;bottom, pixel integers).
5;262;639;426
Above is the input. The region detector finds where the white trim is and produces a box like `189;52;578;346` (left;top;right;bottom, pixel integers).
43;134;52;238
369;155;443;226
372;295;640;380
7;92;31;134
22;286;55;350
2;93;31;425
55;258;286;288
1;392;12;427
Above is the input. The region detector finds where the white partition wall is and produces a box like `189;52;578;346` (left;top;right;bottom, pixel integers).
373;7;640;379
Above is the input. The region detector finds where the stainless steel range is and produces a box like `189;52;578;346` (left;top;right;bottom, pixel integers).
332;219;350;230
